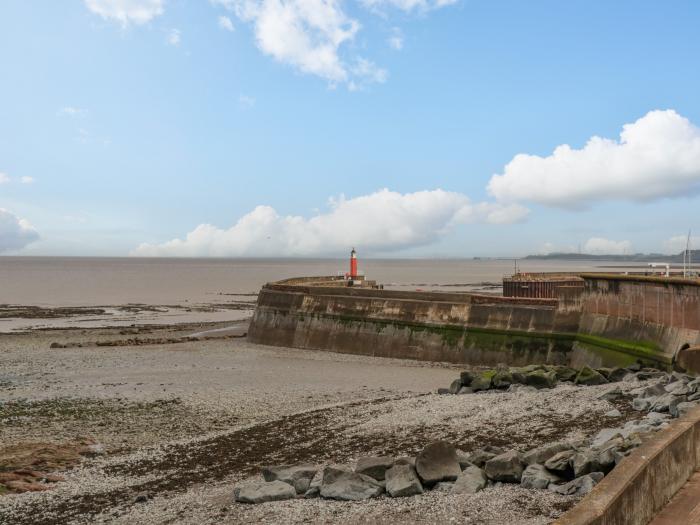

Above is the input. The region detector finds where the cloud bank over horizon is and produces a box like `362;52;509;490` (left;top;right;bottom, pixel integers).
0;209;39;253
488;110;700;207
132;189;528;257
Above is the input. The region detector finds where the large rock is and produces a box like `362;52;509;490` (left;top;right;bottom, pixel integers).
234;480;297;503
544;450;575;476
520;464;562;489
571;449;602;477
632;397;654;411
550;365;578;382
651;393;683;413
415;441;461;485
451;465;487;494
524;369;558;389
304;468;324;498
355;456;394;481
492;369;513;389
470;371;496;391
550;472;604;496
319;466;383;501
597;387;623;401
665;381;691;396
449;378;463;395
466;446;504;467
575;366;608;386
385;464;423;498
484;450;524;482
522;442;571;465
671;399;695;418
394;456;416;468
262;464;318;494
607;367;629;382
460;370;475;386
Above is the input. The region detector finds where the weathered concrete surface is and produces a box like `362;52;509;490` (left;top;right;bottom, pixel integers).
554;405;700;525
248;279;671;369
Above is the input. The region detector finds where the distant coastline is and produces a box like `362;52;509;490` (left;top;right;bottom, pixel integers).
523;249;700;264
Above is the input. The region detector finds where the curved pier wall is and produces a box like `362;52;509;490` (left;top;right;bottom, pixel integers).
578;275;700;360
248;281;654;368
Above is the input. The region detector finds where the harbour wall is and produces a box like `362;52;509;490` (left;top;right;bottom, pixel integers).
249;273;700;369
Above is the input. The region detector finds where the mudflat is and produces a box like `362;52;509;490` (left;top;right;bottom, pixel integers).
0;319;640;524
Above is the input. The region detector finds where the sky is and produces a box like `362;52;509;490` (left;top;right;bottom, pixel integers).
1;0;700;258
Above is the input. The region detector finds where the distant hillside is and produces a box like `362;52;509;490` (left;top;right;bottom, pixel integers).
524;250;700;263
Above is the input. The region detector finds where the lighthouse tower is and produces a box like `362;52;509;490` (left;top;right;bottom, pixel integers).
349;248;358;279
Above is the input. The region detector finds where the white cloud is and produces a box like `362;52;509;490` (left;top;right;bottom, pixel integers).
0;209;39;253
57;106;87;117
239;94;256;108
664;234;700;254
487;110;700;208
388;27;403;50
218;15;235;31
20;176;35;184
132;188;528;257
214;0;387;87
167;28;181;46
84;0;165;26
583;237;632;255
0;173;9;184
361;0;458;13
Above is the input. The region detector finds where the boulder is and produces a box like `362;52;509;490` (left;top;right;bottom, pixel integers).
687;378;700;393
550;366;578;382
636;370;666;381
524;369;558;389
550;472;604;496
575;366;608;386
470;371;496;392
626;362;642;372
544;450;575;476
492;369;513;389
651;393;682;413
415;441;461;485
449;378;463;394
262;464;318;494
632;397;654;411
484;450;524;482
458;387;474;395
571;449;602;477
304;468;324;498
591;429;624;448
688;391;700;402
596;368;614;379
466;446;504;467
234;480;297;503
607;367;629;382
355;456;394;481
385;464;423;498
460;370;475;386
675;402;697;418
665;381;691;396
451;465;487;494
319;466;383;501
520;463;562;489
522;442;571;465
636;382;667;398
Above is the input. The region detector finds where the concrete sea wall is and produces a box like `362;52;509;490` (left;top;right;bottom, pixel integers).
248;275;694;369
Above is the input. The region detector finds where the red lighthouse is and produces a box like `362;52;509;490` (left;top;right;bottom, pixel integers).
349;248;358;279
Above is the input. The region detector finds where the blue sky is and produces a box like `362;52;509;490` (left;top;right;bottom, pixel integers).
1;0;700;257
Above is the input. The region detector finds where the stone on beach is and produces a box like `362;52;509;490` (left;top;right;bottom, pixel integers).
550;472;604;496
319;466;383;501
575;366;608;386
484;450;525;482
234;480;297;504
262;464;318;494
544;450;576;476
522;442;571;465
415;441;462;485
520;464;562;489
524;369;557;389
451;465;487;494
355;456;394;481
449;378;463;394
385;464;423;497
